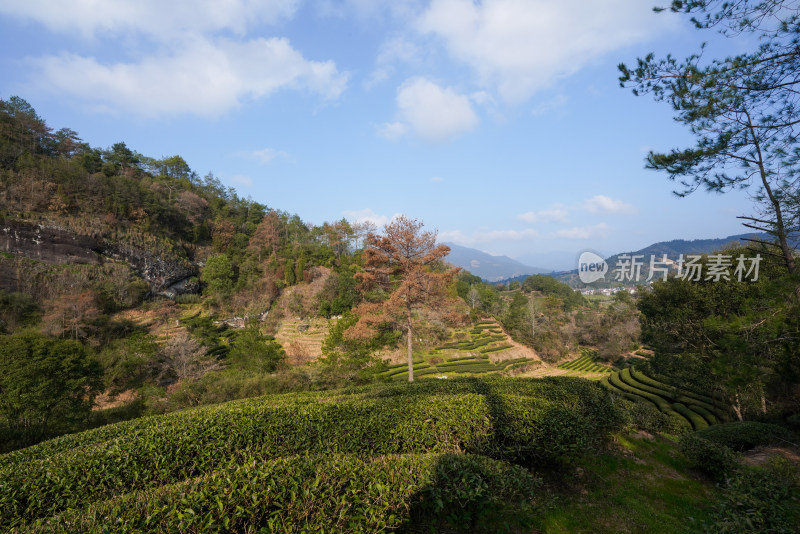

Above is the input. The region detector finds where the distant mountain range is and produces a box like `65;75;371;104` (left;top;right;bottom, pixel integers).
444;233;781;283
443;243;551;281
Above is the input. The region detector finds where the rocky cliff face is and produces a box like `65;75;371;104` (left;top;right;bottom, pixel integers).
0;218;198;294
1;219;103;265
103;241;197;293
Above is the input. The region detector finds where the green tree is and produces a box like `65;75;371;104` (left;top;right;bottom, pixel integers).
284;257;296;286
203;254;235;297
0;96;50;169
228;324;285;373
0;332;102;446
637;250;800;419
619;1;800;286
96;332;160;392
503;291;532;344
317;266;360;317
320;311;394;383
0;290;40;333
522;274;586;310
159;155;192;180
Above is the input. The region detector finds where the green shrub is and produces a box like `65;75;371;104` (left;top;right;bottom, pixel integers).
620;368;675;398
707;458;800;533
666;412;693;435
673;403;709;431
24;453;540;533
607;372;672;412
412;453;540;531
627;400;670;433
434;363;498;374
445;355;482;363
694;422;794;452
625;368;724;416
688;404;719;426
0;377;622;527
787;413;800;429
174;293;201;304
480;344;513;354
679;434;739;482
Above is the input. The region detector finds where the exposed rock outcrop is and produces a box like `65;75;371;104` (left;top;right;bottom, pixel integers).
103;241;197;293
0;217;198;294
1;219;103;265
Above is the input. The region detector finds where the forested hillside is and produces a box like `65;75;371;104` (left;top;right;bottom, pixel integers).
3;96;629;450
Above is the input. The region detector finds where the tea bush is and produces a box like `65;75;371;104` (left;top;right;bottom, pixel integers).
694;422;794;452
22;453;540;533
627;400;671;433
707;458;800;533
679;434;739;482
0;376;622;528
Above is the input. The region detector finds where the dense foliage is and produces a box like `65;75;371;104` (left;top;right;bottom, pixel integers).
637;249;800;419
0;376;622;531
0;332;101;448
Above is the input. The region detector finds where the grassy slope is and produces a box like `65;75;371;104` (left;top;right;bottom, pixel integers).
536;433;719;533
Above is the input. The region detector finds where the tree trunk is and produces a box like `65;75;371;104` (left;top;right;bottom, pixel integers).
407;309;414;383
748;118;798;292
732;389;744;421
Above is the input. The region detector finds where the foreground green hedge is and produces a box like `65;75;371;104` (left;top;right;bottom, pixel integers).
0;377;622;528
19;453;541;533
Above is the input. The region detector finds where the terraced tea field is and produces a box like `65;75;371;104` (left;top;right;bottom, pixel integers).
601;367;731;430
274;316;329;361
557;349;612;375
378;355;537;380
378;319;538;380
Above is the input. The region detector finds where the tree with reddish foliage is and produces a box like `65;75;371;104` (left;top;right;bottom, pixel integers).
349;215;458;382
248;211;284;261
42;290;100;340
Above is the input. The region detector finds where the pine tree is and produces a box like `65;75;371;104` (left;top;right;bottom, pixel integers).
349;216;458;382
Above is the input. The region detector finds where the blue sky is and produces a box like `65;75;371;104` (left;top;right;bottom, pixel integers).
0;0;757;270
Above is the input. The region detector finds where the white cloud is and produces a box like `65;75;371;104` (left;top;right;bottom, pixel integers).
517;207;568;224
430;176;444;183
229;174;253;186
417;0;675;102
0;0;300;39
531;94;568;116
4;1;348;117
342;208;401;228
440;228;538;246
381;77;479;142
583;195;636;215
34;37;348;117
438;229;469;243
250;147;289;164
376;121;409;141
552;222;610;240
316;0;424;22
366;34;423;88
